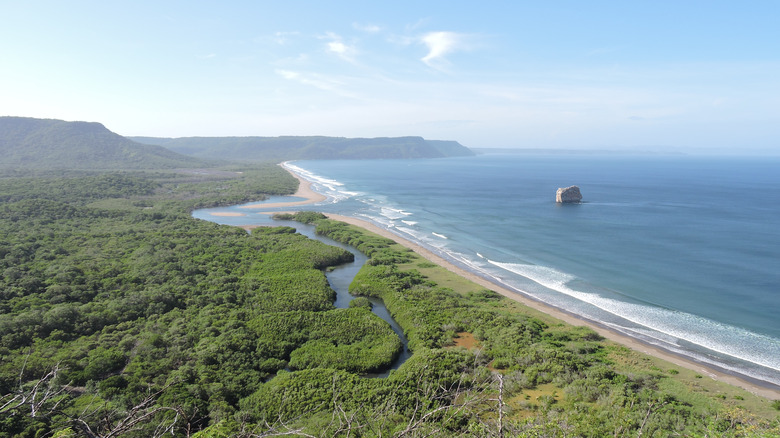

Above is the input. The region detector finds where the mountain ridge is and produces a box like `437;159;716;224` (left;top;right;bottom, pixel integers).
0;117;209;170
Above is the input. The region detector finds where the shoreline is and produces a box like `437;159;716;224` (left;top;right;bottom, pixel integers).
253;163;780;400
239;163;327;209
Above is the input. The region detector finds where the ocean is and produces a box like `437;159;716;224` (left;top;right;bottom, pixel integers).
193;154;780;388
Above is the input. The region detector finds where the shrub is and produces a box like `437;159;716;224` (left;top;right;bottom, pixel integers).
348;297;373;309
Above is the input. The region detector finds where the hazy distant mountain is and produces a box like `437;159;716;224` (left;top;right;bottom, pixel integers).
131;135;474;161
0;117;209;170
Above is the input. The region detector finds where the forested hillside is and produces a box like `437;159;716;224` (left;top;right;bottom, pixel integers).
131;135;474;161
0;165;777;436
0;117;209;170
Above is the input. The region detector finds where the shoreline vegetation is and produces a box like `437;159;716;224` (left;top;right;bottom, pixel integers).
273;163;780;400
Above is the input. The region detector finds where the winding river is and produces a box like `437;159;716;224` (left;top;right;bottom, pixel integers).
193;208;411;376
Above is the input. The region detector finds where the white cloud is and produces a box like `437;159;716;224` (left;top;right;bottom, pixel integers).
420;31;466;68
274;69;364;100
328;41;349;55
275;69;340;92
323;32;358;62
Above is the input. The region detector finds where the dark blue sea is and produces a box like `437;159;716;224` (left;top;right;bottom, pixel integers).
194;154;780;388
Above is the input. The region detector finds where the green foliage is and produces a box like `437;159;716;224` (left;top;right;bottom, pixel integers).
248;308;401;373
348;296;373;309
240;368;366;423
278;211;327;224
172;166;298;209
0;173;157;204
0;167;355;435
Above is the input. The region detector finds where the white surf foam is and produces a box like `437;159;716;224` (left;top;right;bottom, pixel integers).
284;163;342;188
381;207;413;220
487;260;780;376
284;162;360;202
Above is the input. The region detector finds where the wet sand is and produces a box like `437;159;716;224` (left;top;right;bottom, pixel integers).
209;212;246;217
239;163;326;209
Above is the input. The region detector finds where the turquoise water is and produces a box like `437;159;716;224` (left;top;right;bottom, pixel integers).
194;154;780;388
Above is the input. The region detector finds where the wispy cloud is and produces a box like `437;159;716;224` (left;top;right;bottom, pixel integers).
275;69;342;92
420;31;468;69
353;22;381;33
274;69;363;100
323;32;358;63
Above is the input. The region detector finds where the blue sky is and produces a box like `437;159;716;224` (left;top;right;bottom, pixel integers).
1;1;778;152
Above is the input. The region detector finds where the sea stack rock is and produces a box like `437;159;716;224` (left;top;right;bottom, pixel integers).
556;186;582;203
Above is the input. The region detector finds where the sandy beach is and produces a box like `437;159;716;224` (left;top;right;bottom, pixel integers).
239;164;327;209
253;164;780;400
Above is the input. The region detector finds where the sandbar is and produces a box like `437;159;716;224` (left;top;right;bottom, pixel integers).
239;163;327;209
209;212;246;217
253;163;780;399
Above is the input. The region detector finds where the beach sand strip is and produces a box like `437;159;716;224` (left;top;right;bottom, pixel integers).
239;165;327;209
